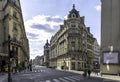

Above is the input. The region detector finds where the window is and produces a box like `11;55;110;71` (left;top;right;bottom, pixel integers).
72;13;76;18
13;37;16;41
11;0;16;3
13;22;17;31
82;33;85;37
82;40;85;44
71;41;75;50
69;29;76;33
71;41;75;47
71;22;76;28
13;11;17;18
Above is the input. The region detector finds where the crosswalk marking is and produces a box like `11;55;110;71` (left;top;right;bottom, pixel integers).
59;78;69;82
46;80;51;82
32;69;45;73
64;77;76;82
20;69;47;73
68;76;80;80
53;79;61;82
74;75;83;80
39;75;83;82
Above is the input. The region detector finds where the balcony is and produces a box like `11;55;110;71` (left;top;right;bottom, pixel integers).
11;38;23;46
68;33;81;37
68;49;84;54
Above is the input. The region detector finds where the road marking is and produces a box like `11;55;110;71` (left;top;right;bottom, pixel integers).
59;78;69;82
46;80;51;82
64;77;76;82
53;79;61;82
73;75;83;80
68;76;80;80
32;69;46;73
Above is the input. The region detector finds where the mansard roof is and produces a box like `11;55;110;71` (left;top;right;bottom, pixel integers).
68;4;80;18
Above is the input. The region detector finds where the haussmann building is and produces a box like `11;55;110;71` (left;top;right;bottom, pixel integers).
0;0;29;72
49;4;95;70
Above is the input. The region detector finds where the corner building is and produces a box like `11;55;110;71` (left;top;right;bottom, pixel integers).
0;0;29;71
49;5;95;70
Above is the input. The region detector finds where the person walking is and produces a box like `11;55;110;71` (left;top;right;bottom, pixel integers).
88;69;91;79
29;64;32;71
13;63;17;73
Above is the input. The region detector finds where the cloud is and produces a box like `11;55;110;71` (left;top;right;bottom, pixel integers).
27;32;39;40
46;16;63;23
64;15;67;20
95;5;101;11
30;24;58;33
24;15;64;59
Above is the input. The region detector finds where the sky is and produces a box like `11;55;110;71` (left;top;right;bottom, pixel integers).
20;0;101;59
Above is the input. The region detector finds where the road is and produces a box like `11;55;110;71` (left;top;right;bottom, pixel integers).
2;66;120;82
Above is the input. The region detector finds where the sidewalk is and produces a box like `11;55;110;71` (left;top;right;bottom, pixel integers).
0;73;7;82
0;69;30;82
66;70;120;81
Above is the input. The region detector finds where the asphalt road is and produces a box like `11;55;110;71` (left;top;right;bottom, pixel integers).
2;66;120;82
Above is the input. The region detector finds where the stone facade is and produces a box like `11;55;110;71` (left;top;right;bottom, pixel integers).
101;0;120;74
93;39;100;69
33;56;44;66
49;4;95;70
0;0;29;72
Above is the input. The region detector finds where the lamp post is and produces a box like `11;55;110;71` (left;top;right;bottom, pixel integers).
8;35;12;82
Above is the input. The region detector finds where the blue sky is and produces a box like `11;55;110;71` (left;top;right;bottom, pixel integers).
20;0;101;59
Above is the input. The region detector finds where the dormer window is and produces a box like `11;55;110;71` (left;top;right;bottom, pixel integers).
72;13;76;18
68;4;80;19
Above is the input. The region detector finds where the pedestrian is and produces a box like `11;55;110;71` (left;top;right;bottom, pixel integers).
88;69;91;79
13;63;17;73
29;64;32;71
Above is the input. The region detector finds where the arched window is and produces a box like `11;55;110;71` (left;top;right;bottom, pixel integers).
72;13;76;18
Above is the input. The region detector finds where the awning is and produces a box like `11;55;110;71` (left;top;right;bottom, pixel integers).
0;53;8;56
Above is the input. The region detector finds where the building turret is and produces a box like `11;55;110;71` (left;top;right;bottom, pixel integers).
43;40;50;67
68;4;80;19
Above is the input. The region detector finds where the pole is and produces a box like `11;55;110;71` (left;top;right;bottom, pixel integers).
8;35;12;82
